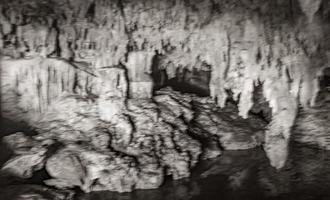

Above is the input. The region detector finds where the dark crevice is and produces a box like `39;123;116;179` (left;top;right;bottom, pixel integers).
86;2;96;21
151;55;211;97
249;84;272;123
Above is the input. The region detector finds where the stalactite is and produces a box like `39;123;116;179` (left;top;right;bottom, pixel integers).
298;0;322;22
0;57;96;121
0;9;12;35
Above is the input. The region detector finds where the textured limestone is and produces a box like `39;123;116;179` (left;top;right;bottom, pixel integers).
1;133;49;179
190;98;266;152
1;0;329;170
293;95;330;150
298;0;322;22
0;87;271;193
0;58;95;121
0;89;202;193
45;145;142;193
126;51;155;98
0;185;73;200
96;66;128;98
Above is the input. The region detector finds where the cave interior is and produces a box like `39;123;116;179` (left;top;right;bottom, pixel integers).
1;0;330;199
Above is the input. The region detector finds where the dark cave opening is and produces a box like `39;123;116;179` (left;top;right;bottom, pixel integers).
249;84;272;123
151;54;211;97
315;67;330;106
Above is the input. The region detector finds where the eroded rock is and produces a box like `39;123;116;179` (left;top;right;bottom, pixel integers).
293;102;330;150
1;133;48;179
191;98;266;151
0;185;73;200
2;90;203;193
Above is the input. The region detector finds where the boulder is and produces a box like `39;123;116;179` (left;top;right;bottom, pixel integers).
1;133;48;179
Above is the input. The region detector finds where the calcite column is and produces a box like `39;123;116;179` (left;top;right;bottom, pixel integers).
263;78;298;169
126;51;155;99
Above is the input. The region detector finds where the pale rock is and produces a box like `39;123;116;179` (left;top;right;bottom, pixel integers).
126;95;201;180
126;51;155;98
98;97;126;122
0;185;73;200
0;11;12;35
45;144;140;193
191;99;266;151
1;133;48;178
0;58;95;121
45;152;85;188
129;82;154;99
2;132;38;154
7;90;201;193
110;115;134;147
298;0;322;22
262;79;298;169
1;153;46;179
2;0;327;173
97;67;128;98
293;100;330;150
264;133;288;169
154;89;194;122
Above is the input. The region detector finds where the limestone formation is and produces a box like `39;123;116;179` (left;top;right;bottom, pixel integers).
126;51;155;98
1;0;330;194
0;185;74;200
0;87;272;193
1;133;48;178
190;98;266;152
0;89;204;192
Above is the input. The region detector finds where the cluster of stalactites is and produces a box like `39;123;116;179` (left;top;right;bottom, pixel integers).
0;58;94;120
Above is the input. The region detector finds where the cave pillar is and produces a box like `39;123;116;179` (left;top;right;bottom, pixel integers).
126;51;155;99
263;80;298;169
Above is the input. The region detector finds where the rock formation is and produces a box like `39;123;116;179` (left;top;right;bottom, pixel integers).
1;0;330;194
0;185;73;200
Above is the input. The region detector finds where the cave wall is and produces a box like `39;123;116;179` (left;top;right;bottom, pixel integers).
1;0;330;168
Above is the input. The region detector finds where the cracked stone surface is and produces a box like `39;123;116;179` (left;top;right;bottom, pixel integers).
0;88;269;193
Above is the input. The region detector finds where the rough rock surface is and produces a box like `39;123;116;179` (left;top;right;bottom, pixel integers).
190;98;267;152
1;0;329;169
1;133;48;179
0;185;73;200
290;87;330;150
1;89;203;193
2;0;330;186
293;108;330;150
0;87;271;193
